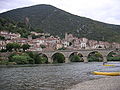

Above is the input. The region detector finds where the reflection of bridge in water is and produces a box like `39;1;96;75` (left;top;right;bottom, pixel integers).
35;49;116;63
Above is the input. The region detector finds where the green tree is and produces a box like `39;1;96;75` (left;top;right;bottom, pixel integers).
6;43;14;52
0;36;5;40
40;44;46;49
22;44;30;51
70;55;81;62
13;43;21;51
107;51;120;61
6;43;21;52
9;53;34;64
32;53;48;64
52;53;65;63
88;52;103;62
26;52;48;64
35;28;44;33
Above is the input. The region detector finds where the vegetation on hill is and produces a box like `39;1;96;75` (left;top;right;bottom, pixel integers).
0;4;120;42
0;18;31;38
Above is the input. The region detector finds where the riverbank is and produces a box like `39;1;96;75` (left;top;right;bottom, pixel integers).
67;76;120;90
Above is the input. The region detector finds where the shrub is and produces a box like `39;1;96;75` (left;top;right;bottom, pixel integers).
9;53;34;64
70;55;81;62
39;56;48;64
52;53;65;63
108;56;120;61
8;52;18;62
0;60;9;65
0;49;7;52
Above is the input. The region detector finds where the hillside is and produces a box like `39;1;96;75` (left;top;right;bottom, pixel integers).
0;4;120;42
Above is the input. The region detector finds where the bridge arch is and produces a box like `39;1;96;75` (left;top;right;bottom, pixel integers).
107;50;120;61
87;51;103;62
51;52;65;63
69;52;84;62
38;53;49;64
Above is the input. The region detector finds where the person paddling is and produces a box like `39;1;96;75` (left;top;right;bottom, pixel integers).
103;62;107;65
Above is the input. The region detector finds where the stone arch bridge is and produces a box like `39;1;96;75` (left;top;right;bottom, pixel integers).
35;49;115;63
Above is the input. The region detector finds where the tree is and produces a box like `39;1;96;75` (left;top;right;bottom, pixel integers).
25;52;48;64
6;43;21;52
22;44;30;51
9;53;34;64
40;44;46;49
0;36;5;40
58;47;66;50
107;51;120;61
88;52;103;62
35;28;44;33
34;55;48;64
13;43;21;51
6;43;14;52
70;55;81;62
52;53;65;63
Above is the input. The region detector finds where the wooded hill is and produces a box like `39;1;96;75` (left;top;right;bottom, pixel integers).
0;4;120;42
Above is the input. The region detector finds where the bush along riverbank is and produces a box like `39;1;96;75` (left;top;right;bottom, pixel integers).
0;51;48;65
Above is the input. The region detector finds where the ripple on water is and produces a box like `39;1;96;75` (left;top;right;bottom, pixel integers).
0;62;120;90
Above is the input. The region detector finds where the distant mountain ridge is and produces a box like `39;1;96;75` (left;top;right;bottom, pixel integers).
0;4;120;42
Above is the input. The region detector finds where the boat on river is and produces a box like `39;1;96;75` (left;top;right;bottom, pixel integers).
93;71;120;76
103;64;115;66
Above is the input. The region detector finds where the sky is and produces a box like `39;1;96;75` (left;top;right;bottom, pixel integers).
0;0;120;25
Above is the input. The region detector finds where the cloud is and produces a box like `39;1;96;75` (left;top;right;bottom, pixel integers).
0;0;120;25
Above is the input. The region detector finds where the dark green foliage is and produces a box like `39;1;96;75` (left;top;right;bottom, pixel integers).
11;55;32;64
22;43;30;51
6;43;14;52
70;55;83;62
8;52;18;62
32;34;43;39
107;51;120;61
8;53;34;64
25;51;48;64
34;54;48;64
6;43;21;52
7;51;48;64
12;43;21;51
52;53;65;63
88;52;103;62
0;18;31;38
0;49;7;52
0;36;5;40
0;4;120;42
40;44;46;49
25;51;34;58
35;28;44;33
0;60;9;65
108;57;120;61
40;56;48;64
58;47;66;50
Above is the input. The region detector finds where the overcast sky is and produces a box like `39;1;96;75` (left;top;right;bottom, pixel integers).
0;0;120;25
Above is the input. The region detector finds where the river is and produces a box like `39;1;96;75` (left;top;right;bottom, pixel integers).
0;62;120;90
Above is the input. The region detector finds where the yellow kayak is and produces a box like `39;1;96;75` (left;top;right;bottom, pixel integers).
93;71;120;76
103;64;115;66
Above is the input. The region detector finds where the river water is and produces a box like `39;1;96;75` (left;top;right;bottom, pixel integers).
0;62;120;90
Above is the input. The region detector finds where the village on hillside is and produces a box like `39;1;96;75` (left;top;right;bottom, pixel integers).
0;31;120;51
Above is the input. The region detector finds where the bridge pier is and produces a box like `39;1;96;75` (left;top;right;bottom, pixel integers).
65;57;70;63
83;56;88;63
48;57;53;64
103;56;107;63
